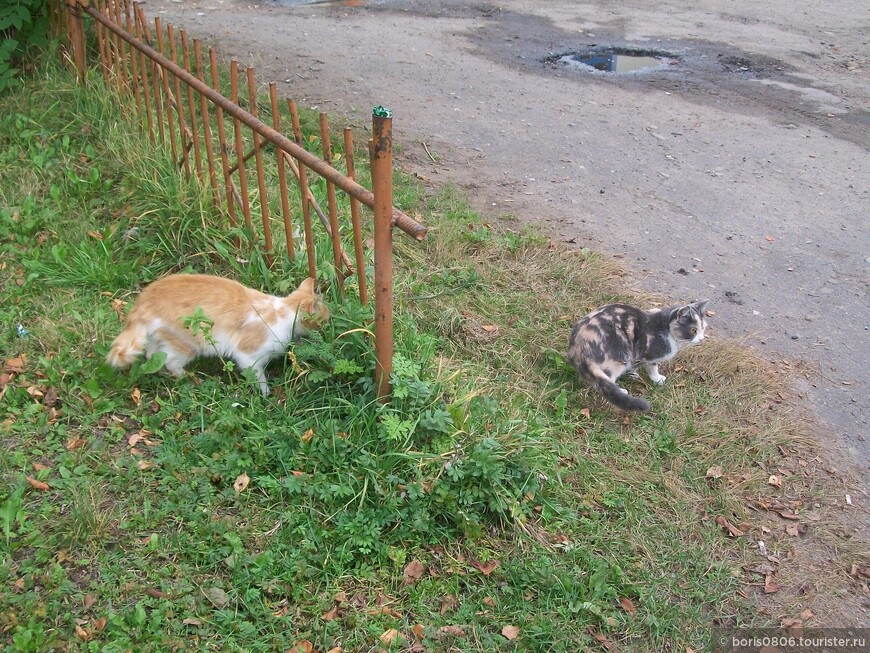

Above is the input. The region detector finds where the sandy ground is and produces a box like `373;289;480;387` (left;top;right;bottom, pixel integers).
142;0;870;620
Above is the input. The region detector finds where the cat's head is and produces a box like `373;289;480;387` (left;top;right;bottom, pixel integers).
669;300;709;345
292;277;330;333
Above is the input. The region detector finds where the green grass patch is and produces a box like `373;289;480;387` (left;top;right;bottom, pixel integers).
0;60;807;653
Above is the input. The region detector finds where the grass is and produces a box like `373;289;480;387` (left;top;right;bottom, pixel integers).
0;58;859;653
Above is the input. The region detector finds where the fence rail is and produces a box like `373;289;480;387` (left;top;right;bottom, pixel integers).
55;0;427;398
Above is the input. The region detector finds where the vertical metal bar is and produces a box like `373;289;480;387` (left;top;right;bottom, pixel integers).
195;40;220;203
370;109;394;400
270;83;294;261
93;0;110;82
319;113;345;298
289;99;317;278
246;67;273;266
210;48;237;230
230;60;253;235
69;0;88;81
181;30;204;183
123;0;144;126
154;18;179;166
132;4;154;144
136;5;164;146
344;127;368;304
167;25;191;177
111;0;130;95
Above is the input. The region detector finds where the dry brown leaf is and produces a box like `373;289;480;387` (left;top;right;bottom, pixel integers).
131;387;141;406
75;625;90;641
437;625;466;637
182;618;202;627
92;617;107;633
379;628;402;645
768;474;782;488
137;459;154;471
144;588;165;599
326;648;342;653
501;624;520;640
482;596;497;607
471;559;500;576
403;559;425;584
705;465;724;480
25;476;49;491
715;515;745;537
593;632;616;650
580;407;591;419
785;523;801;537
13;577;25;592
411;623;425;640
440;594;458;614
301;428;315;444
764;575;779;594
233;472;250;494
321;606;339;621
288;641;313;653
65;435;86;451
619;596;637;615
4;356;26;374
83;594;97;610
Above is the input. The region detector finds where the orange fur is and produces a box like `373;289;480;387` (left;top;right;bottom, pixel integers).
107;275;329;394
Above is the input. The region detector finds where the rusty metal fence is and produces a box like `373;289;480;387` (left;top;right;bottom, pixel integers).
52;0;427;398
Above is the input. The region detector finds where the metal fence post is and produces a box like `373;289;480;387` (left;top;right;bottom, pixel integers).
69;0;89;81
370;107;393;400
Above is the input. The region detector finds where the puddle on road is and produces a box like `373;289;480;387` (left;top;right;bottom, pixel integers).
555;48;675;74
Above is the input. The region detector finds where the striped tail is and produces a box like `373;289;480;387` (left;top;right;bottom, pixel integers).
587;367;651;412
106;322;147;369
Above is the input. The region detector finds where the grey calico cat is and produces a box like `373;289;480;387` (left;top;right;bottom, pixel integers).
567;300;709;412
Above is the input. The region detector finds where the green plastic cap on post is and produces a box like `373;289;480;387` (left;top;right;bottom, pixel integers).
372;105;392;118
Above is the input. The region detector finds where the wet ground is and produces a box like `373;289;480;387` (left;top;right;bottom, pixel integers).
147;0;869;487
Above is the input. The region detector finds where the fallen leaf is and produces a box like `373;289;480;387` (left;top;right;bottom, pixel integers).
182;617;202;627
26;476;49;491
13;577;25;592
715;515;745;537
619;596;637;615
87;230;104;240
436;625;465;637
233;472;250;494
411;623;425;640
380;628;402;645
580;407;591;419
4;356;26;374
403;559;425;584
481;325;498;333
786;523;801;537
202;587;229;608
326;648;342;653
83;594;97;610
321;606;339;621
765;235;775;242
92;617;107;633
75;625;90;641
65;435;87;451
764;575;779;594
471;559;500;576
593;632;616;650
288;641;313;653
482;596;497;607
705;465;724;480
301;428;315;443
800;609;815;621
440;594;458;614
768;474;782;488
501;624;520;640
137;459;154;471
778;511;800;520
131;388;141;406
144;588;165;599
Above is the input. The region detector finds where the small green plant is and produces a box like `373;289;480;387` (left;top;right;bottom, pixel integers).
1;0;50;92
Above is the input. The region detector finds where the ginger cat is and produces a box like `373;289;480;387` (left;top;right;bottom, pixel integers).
107;275;329;394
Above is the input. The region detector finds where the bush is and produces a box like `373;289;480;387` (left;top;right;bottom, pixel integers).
1;0;50;93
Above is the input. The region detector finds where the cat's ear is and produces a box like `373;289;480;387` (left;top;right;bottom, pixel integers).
297;277;317;294
692;299;710;315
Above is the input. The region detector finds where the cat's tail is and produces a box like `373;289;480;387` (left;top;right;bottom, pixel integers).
106;322;147;369
586;367;651;412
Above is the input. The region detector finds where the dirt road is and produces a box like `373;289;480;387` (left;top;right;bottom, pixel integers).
148;0;869;482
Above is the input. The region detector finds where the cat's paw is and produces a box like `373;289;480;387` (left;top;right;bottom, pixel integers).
651;374;666;385
619;387;629;394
